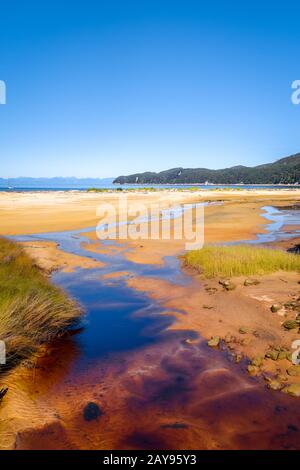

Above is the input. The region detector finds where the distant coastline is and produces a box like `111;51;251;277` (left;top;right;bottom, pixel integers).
113;153;300;185
1;183;300;193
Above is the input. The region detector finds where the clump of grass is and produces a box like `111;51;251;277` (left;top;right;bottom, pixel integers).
185;245;300;278
87;187;110;192
0;237;82;366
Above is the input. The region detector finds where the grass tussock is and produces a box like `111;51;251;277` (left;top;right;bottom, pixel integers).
185;245;300;278
0;237;82;365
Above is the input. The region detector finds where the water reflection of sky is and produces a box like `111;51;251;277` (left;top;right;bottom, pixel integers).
251;206;300;244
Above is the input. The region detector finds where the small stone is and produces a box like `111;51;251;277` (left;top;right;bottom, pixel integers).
235;354;243;363
239;326;249;335
247;365;259;376
219;280;236;291
207;336;220;347
284;301;300;310
268;380;284;391
244;279;260;286
203;305;213;309
277;374;288;383
277;350;289;360
283;384;300;397
263;374;273;383
287;365;300;377
252;356;263;367
225;282;236;291
224;333;237;343
282;320;299;330
241;337;251;346
184;339;194;344
271;304;282;313
265;349;279;361
83;402;102;422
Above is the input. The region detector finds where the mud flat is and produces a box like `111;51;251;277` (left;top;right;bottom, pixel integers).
0;188;299;235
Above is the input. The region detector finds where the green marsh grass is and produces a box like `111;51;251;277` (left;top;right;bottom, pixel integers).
185;245;300;278
0;237;81;365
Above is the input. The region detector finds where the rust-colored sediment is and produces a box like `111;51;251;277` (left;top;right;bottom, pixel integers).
1;332;300;450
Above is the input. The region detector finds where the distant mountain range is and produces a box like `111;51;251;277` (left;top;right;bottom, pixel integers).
113;153;300;185
0;177;114;188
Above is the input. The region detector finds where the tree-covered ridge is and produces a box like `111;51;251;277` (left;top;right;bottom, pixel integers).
114;153;300;185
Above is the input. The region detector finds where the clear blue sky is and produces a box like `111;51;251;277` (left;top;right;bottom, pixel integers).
1;1;300;178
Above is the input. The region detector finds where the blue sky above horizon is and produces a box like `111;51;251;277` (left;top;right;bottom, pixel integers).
1;1;300;178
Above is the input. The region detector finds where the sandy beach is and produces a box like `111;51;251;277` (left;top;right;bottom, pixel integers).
0;188;299;236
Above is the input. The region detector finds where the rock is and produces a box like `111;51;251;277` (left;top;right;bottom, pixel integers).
271;304;282;313
225;282;236;291
235;354;243;363
83;402;102;422
247;365;259;376
239;326;250;335
224;334;236;343
202;305;213;309
268;380;284;391
283;384;300;397
284;301;300;310
265;349;279;361
241;337;251;346
287;365;300;376
244;278;260;286
185;338;196;345
277;374;288;383
282;320;299;330
277;350;289;360
219;280;236;291
207;336;220;347
252;356;264;367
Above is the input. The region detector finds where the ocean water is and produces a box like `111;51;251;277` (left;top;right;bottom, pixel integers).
0;184;299;192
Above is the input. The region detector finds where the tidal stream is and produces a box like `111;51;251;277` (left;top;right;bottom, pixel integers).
8;205;300;450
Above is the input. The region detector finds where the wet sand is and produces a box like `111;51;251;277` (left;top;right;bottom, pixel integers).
0;188;299;236
21;240;104;273
126;272;300;390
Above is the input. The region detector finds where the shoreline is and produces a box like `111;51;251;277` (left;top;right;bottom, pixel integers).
0;184;300;195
